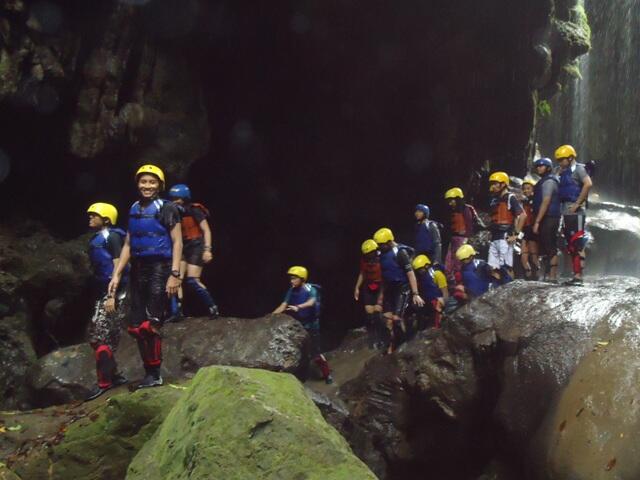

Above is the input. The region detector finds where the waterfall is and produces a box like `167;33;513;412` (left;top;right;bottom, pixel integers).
537;0;640;202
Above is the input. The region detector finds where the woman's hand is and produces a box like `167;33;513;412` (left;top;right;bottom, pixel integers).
166;275;181;297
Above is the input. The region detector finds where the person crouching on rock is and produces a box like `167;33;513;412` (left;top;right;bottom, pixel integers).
412;254;448;329
273;266;333;384
168;184;219;319
85;203;129;401
520;176;540;280
373;227;424;354
108;164;183;390
488;172;526;284
353;239;384;349
453;244;494;302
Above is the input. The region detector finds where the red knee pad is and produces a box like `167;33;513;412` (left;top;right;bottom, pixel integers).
95;344;113;360
144;336;162;367
128;320;154;339
572;254;583;275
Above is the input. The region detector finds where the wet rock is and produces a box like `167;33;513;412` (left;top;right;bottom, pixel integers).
127;366;377;480
336;277;640;479
30;314;309;406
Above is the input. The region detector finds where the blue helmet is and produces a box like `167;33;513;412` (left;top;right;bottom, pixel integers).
415;204;430;217
169;184;191;200
533;157;553;169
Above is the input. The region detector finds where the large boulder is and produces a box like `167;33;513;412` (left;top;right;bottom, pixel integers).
29;314;308;406
127;366;376;480
335;277;640;479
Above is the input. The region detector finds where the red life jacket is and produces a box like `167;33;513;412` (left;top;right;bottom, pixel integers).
360;257;382;289
450;204;476;236
181;203;210;241
491;194;515;227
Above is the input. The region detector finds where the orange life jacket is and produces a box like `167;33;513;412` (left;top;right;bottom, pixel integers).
181;203;210;241
523;199;534;227
360;258;382;284
490;194;515;226
451;212;467;236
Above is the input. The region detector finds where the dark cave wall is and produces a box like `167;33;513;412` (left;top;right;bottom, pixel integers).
0;0;589;331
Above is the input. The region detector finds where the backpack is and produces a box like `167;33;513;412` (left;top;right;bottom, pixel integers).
308;283;323;319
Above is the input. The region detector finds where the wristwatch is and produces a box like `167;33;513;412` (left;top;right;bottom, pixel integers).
170;270;180;278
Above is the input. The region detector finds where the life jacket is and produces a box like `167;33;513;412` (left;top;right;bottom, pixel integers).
417;267;443;301
88;228;127;283
360;256;382;289
181;203;210;241
128;199;173;259
450;204;475;236
522;197;534;227
380;244;414;284
461;259;492;298
287;283;319;322
490;193;516;229
415;220;438;255
533;175;561;217
559;163;584;203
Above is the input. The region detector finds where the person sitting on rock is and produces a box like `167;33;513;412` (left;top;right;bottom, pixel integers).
373;227;423;354
414;203;442;264
168;184;218;319
520;176;540;280
443;187;484;282
555;145;593;286
108;165;183;390
85;202;129;401
488;172;526;284
273;266;333;384
532;157;561;283
454;244;494;301
412;254;448;329
353;239;384;349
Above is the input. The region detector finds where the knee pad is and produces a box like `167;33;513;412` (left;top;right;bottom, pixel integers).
128;320;155;340
95;344;113;360
572;254;586;275
185;277;215;307
95;344;115;387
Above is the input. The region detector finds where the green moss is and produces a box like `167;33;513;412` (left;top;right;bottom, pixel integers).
537;100;552;118
127;366;376;480
571;1;591;49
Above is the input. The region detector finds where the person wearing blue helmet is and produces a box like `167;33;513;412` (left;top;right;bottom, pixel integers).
414;203;442;263
169;184;218;318
532;157;561;283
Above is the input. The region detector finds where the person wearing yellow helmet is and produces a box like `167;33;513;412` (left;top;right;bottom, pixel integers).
85;203;129;400
519;177;540;280
373;227;423;354
443;187;484;282
411;255;448;329
488;172;526;284
273;266;333;383
555;145;593;286
353;239;384;349
453;244;494;301
107;164;183;390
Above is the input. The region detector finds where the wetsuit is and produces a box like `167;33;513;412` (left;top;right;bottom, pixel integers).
559;163;590;277
380;245;413;317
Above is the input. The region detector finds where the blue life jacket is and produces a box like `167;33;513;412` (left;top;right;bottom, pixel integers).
380;244;413;284
461;259;492;298
287;283;318;323
128;199;173;259
88;228;128;284
414;221;436;255
533;175;561;217
559;164;584;203
417;267;442;301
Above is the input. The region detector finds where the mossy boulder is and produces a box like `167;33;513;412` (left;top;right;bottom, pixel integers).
10;385;186;480
127;366;376;480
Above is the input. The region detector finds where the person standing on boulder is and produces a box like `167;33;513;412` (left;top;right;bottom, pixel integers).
85;203;129;401
353;239;384;349
373;227;423;354
532;158;561;283
488;172;526;284
108;165;183;389
168;184;219;319
443;187;484;282
414;204;442;263
555;145;593;286
520;176;540;280
273;266;333;384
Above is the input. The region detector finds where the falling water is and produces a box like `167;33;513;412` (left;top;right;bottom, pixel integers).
538;0;640;202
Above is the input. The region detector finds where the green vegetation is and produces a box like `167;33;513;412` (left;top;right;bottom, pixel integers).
537;99;552;118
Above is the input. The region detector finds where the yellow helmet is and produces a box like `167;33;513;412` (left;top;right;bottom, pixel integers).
412;254;432;270
373;227;394;244
287;265;308;281
87;202;118;225
445;187;464;199
555;144;577;160
135;164;166;188
456;244;477;261
522;175;538;186
361;239;378;255
489;171;510;186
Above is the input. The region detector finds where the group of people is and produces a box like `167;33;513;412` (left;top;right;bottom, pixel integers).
353;144;593;353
